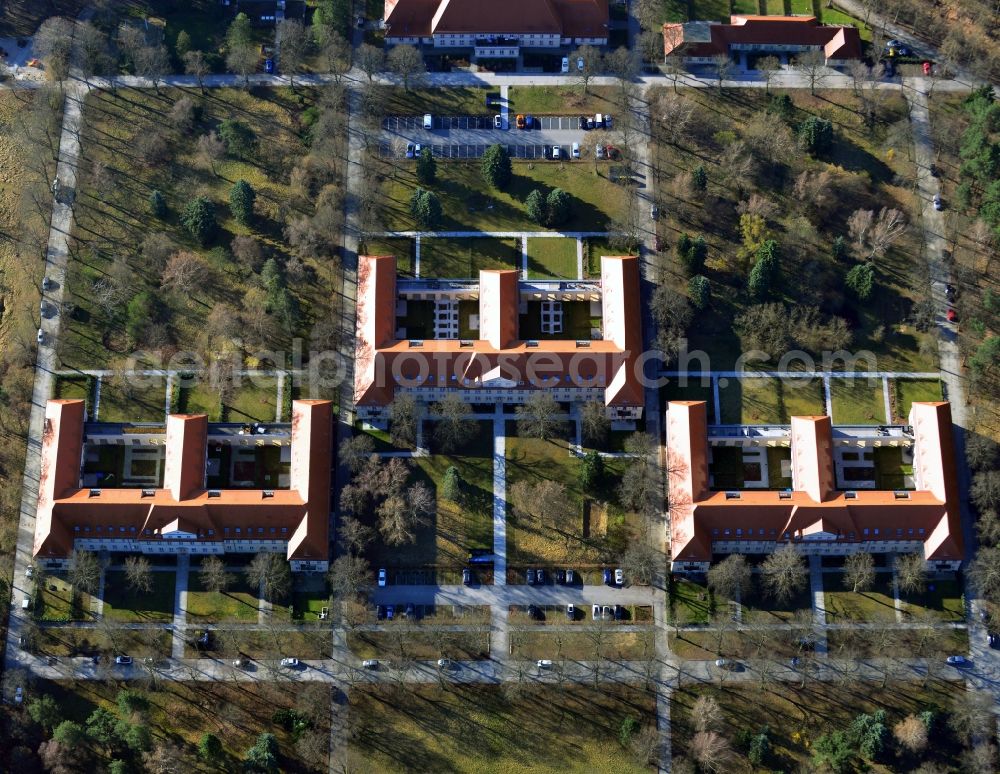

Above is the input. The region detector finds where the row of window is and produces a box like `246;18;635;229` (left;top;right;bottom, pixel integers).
73;525;290;537
711;526;927;539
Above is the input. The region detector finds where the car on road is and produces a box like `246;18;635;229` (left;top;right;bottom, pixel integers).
946;308;958;323
463;568;472;585
790;656;800;667
233;658;246;668
561;57;569;73
378;568;388;586
494;114;503;129
650;204;660;221
945;284;956;302
989;633;998;648
592;604;601;620
933;193;943;210
437;658;453;669
423;114;433;129
552;145;561;159
537;659;553;668
603;568;612;585
280;658;300;668
15;686;23;704
566;604;575;620
614;568;624;586
386;605;394;620
515;113;526;129
356;15;365;28
555;569;565;584
526;568;536;585
36;329;45;345
362;659;379;669
946;655;969;667
25;565;33;579
571;142;580;158
115;655;132;665
18;635;26;648
579;115;588;130
405;143;415;158
714;658;731;669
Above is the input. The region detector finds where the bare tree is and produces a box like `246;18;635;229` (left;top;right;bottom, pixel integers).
356;43;386;81
690;731;733;774
378;483;434;545
276;19;309;87
663;55;685;93
183;50;210;94
515;391;566;440
896;553;927;595
761;545;807;603
68;549;101;595
968;546;1000;603
168;96;196;134
33;17;75;81
135;45;172;94
712;53;733;90
894;714;928;754
196;132;226;175
795;49;829;94
707;554;752;601
387;44;426;90
757;55;781;95
338;516;376;555
621;540;658;586
580;400;610;447
199;555;233;593
572;45;603;93
388;393;418;447
691;695;723;733
124;555;153;593
327;554;372;599
161;251;210;296
867;207;907;261
843;552;875;593
245;553;291;602
320;34;351;82
339;434;376;474
226;30;259;87
432;393;474;452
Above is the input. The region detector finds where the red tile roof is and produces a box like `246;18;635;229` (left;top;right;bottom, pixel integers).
33;399;333;563
385;0;608;38
663;14;862;60
353;255;643;408
667;401;963;564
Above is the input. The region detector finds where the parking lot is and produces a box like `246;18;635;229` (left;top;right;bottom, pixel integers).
381;142;602;160
383;115;608;132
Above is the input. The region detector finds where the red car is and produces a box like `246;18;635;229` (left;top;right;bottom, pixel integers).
946;308;957;323
923;61;932;75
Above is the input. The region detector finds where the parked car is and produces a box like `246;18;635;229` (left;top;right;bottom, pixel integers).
525;114;534;129
571;142;580;158
362;659;379;669
463;568;472;585
577;57;585;71
405;143;415;159
25;565;33;579
437;658;453;669
945;284;956;301
602;605;613;620
555;569;566;585
579;115;588;130
614;604;624;621
528;604;543;621
264;58;274;74
594;113;603;128
42;277;53;291
36;329;45;345
516;113;526;129
946;655;969;666
565;569;575;585
378;568;387;586
413;143;422;156
15;686;23;704
115;655;132;665
592;604;601;620
596;144;606;159
536;568;545;584
376;605;386;620
232;659;246;668
552;145;561;159
586;116;595;130
933;193;943;210
537;659;553;668
603;568;612;585
494;114;503;129
604;115;613;129
385;605;394;620
526;568;536;585
280;658;299;667
423;114;433;129
988;633;998;648
561;57;569;73
650;204;660;221
197;630;211;646
946;308;958;322
566;604;575;620
614;568;624;586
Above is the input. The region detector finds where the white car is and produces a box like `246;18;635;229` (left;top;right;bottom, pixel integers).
614;568;624;586
577;56;584;71
378;568;387;587
36;329;45;345
115;655;132;665
552;145;561;160
571;142;580;158
423;113;432;129
436;658;453;668
595;144;605;159
362;659;379;669
933;193;943;211
25;565;33;579
414;143;422;156
280;657;299;667
592;604;601;620
14;686;23;704
494;114;502;129
560;57;569;73
405;143;415;158
537;659;553;668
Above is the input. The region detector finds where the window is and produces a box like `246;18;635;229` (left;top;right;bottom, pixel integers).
281;527;288;534
141;489;155;498
769;529;776;536
874;528;880;536
725;492;741;500
258;528;264;535
207;529;214;536
270;527;276;534
712;528;719;536
893;491;910;500
844;491;857;499
783;532;790;539
84;526;91;533
779;491;792;499
224;527;230;535
145;529;152;535
759;529;765;536
89;488;101;497
908;528;914;535
863;528;870;536
896;528;903;537
724;528;731;536
736;528;743;536
235;528;241;534
208;490;221;498
262;490;274;499
74;525;81;532
849;531;856;539
918;528;925;535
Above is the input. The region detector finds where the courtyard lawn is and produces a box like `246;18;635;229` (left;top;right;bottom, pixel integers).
824;573;898;623
366;421;494;569
420;236;520;277
347;630;490;660
584;236;615;277
670;578;718;624
664;381;716;422
741;576;813;621
506;86;619;115
873;445;913;490
349;684;657;773
767;446;793;488
893;378;944;423
673;680;967;772
381;159;627;232
185;576;261;623
526;237;579;279
718;377;825;424
36;575;97;622
506;437;637;568
102;570;176;623
709;446;744;490
292;591;332;622
97;377;167;423
36;626;173;659
900;579;964;623
52;375;96;415
225;378;279;423
829;377;886;424
359;236;415;275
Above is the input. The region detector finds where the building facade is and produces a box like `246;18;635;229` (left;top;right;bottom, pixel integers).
354;254;644;422
33;399;334;572
667;400;963;573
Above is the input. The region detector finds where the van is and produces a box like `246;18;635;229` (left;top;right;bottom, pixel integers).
423;114;432;129
560;57;569;73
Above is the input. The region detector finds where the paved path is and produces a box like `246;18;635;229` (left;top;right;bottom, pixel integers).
170;555;189;660
372;583;660;607
4;81;89;677
492;414;507;585
380;230;610;239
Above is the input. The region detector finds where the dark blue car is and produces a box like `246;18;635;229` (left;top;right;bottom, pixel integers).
264;58;275;74
603;568;612;585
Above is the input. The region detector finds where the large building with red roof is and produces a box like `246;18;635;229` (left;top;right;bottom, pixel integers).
662;15;862;65
667;400;963;573
33;399;334;572
384;0;609;50
354;254;644;422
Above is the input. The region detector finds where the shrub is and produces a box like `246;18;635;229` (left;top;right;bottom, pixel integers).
148;189;166;218
799;115;833;155
409;187;442;229
229;179;256;225
545;188;572;226
526;189;546;224
416;147;436;184
845;262;875;300
677;233;707;275
481;143;512;189
688;274;710;309
692;164;707;192
218;118;258;158
125;291;165;343
181;196;216;245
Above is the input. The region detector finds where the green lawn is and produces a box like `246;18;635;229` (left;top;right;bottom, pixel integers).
900;579;964;622
292;591;331;622
506;86;619;115
873;446;913;490
420;237;520;277
103;570;176;623
665;381;716;422
378;87;493;116
349;685;656;773
767;446;793;489
584;237;615;278
382;160;627;232
37;575;96;622
741;576;813;621
718;377;825;424
829;377;886;424
347;630;490;660
526;238;579;279
824;574;898;622
225;378;279;423
670;578;718;624
732;0;760;13
360;236;416;276
894;378;943;422
52;375;96;415
185;575;261;623
518;301;599;340
98;377;167;423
